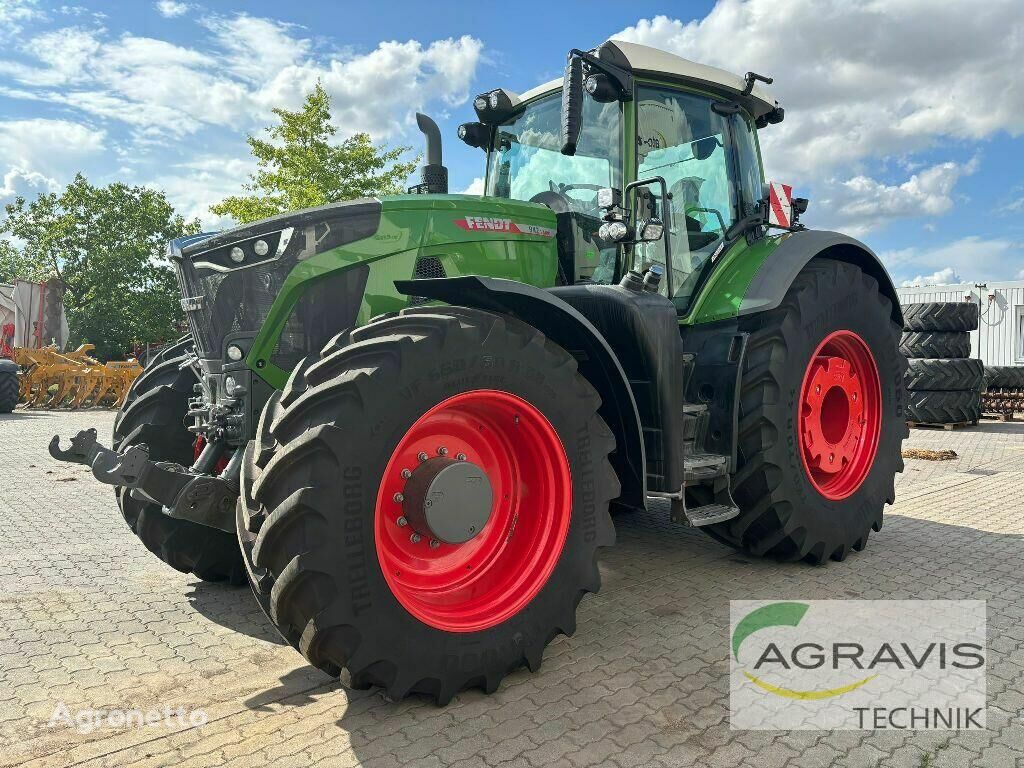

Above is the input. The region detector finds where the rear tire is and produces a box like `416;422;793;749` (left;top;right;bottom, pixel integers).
984;366;1024;390
0;369;18;413
900;331;970;359
113;339;245;584
902;302;979;332
905;358;984;391
237;307;618;703
906;390;981;424
703;260;907;564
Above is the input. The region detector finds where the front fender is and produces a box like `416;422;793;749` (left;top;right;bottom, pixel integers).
395;275;647;511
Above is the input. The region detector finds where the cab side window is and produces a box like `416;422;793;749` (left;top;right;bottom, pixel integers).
731;114;764;216
634;86;739;308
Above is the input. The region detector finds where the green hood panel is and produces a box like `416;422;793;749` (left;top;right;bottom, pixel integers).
247;194;561;388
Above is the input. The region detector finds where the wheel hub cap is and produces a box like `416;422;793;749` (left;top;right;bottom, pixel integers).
402;458;493;544
798;330;882;501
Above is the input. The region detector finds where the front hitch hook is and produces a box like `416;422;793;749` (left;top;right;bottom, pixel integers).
49;429;105;467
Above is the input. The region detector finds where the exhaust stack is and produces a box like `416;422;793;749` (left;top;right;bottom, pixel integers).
413;113;448;194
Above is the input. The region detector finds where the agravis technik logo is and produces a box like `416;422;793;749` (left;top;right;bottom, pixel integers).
730;600;986;730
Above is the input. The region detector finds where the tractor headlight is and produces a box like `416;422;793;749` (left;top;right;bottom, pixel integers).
472;88;522;124
253;239;269;256
224;375;238;395
597;187;621;211
458;122;489;150
638;218;665;242
226;343;244;362
229;246;245;263
599;221;631;242
584;73;619;103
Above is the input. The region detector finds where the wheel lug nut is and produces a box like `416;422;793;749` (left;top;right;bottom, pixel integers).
456;453;466;461
393;492;404;503
815;385;821;394
828;454;834;463
410;532;421;543
401;468;412;479
429;539;440;549
437;446;448;456
417;452;428;463
397;516;408;527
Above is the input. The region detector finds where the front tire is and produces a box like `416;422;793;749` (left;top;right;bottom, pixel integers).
704;259;907;563
0;368;18;413
237;307;618;703
113;339;245;584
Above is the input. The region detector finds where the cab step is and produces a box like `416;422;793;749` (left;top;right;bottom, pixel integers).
684;452;729;483
683;502;740;527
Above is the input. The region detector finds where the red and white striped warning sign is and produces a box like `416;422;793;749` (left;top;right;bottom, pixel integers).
766;181;793;228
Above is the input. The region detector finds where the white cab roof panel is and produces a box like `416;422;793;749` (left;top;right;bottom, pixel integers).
518;39;780;118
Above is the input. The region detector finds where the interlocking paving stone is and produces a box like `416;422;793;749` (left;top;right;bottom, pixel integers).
1;410;1022;767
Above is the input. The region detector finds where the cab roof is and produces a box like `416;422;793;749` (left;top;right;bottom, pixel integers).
518;39;781;119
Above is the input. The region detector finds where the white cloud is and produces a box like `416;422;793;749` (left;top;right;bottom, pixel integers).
900;267;962;288
155;1;189;18
0;166;60;198
460;177;485;195
0;118;105;177
0;0;43;39
200;14;309;82
815;159;977;236
615;2;1023;237
0;21;483;142
880;237;1023;284
147;155;258;226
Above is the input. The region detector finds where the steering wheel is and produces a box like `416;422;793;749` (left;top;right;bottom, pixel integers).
547;181;603;215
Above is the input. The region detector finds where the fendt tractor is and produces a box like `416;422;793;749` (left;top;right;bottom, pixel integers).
52;40;907;703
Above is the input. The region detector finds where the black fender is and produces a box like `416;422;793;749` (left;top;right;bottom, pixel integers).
740;230;903;325
0;359;18;374
395;275;647;510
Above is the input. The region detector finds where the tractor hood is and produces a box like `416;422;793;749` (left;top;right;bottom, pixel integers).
169;194;556;366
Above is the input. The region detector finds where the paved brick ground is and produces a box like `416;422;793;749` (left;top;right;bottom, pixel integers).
1;410;1022;767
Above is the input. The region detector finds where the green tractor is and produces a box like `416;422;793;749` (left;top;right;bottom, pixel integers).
52;40;907;703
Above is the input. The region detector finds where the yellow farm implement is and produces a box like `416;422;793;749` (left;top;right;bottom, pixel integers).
15;345;142;409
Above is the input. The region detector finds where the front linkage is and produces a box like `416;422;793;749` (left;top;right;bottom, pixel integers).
49;428;237;533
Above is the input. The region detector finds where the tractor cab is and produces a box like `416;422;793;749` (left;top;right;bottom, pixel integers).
460;39;784;312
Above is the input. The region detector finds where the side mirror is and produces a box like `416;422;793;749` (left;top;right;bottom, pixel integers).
637;218;665;242
691;136;720;161
560;55;584;156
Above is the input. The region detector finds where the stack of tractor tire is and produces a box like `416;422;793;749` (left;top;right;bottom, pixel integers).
901;302;982;426
982;366;1024;421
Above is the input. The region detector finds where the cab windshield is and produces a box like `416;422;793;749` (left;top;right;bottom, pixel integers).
485;92;621;218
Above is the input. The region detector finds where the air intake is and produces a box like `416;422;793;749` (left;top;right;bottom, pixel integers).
409;256;446;305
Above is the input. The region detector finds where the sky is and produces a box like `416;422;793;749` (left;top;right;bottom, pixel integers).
0;0;1022;287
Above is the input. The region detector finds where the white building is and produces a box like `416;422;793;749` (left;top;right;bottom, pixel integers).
896;281;1024;366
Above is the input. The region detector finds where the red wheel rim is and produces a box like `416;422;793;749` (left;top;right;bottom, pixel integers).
798;330;882;501
374;390;572;632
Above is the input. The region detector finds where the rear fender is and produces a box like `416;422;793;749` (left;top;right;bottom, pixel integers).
739;230;903;325
395;275;646;511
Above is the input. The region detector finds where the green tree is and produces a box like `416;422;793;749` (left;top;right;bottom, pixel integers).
0;238;42;284
211;82;418;223
0;174;200;360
